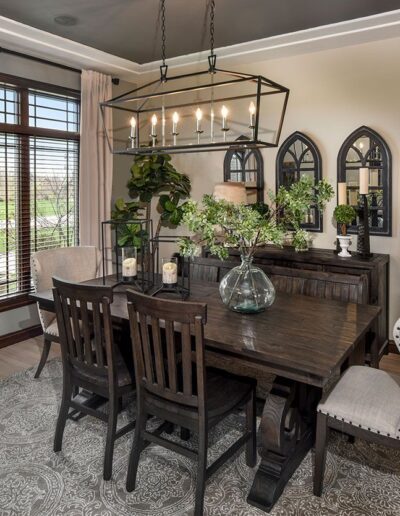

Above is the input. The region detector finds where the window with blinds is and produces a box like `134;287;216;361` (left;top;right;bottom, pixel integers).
0;77;80;303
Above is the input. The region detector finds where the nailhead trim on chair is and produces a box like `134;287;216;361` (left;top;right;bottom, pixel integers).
319;408;397;438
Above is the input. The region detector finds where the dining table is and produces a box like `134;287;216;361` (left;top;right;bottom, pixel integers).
30;275;381;513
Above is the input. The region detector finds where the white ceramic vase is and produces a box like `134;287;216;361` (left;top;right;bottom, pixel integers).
337;235;352;258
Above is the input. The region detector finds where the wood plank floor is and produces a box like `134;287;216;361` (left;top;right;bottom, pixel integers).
1;337;400;380
0;336;61;379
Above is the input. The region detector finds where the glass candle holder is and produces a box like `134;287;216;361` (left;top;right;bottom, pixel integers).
121;247;137;282
162;257;178;286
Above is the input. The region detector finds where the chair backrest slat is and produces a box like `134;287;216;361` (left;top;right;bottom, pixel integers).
127;290;207;408
53;277;115;383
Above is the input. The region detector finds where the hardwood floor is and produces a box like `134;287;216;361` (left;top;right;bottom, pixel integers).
0;337;400;380
0;336;60;379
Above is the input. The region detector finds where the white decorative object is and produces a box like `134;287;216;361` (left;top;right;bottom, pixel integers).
359;167;369;195
337;235;352;258
338;182;347;205
122;257;137;278
393;318;400;352
162;260;178;284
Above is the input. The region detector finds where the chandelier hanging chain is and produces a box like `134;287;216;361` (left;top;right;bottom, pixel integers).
208;0;216;72
160;0;168;81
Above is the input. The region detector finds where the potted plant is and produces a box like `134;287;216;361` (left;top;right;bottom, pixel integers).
179;195;284;313
333;204;356;258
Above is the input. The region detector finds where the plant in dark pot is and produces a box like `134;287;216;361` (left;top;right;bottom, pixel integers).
179;195;284;313
333;204;356;258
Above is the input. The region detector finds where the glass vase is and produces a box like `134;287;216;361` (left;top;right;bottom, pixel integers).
219;255;275;313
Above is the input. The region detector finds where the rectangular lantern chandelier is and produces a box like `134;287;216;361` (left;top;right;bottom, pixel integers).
100;0;289;155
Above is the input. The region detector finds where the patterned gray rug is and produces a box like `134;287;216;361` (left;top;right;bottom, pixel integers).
1;359;400;516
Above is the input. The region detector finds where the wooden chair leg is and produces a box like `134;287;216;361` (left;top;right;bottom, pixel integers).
126;406;147;492
54;377;72;452
103;396;119;481
194;423;208;516
313;412;329;497
34;337;52;378
246;387;257;468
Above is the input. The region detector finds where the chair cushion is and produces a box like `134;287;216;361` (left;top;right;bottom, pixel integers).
44;317;59;337
318;366;400;438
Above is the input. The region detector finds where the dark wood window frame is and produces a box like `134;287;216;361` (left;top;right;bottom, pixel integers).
276;131;323;232
0;73;80;312
337;125;392;237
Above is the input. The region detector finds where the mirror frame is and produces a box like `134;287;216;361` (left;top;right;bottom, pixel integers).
337;125;392;236
223;136;264;204
276;131;323;232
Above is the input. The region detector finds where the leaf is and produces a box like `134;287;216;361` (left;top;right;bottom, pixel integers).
169;209;182;225
115;198;125;211
164;200;176;213
159;195;170;209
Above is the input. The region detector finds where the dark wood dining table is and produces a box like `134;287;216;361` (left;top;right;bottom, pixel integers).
31;275;381;513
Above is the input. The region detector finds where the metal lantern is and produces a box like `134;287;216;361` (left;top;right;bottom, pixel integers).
150;235;191;300
101;219;154;292
100;0;289;156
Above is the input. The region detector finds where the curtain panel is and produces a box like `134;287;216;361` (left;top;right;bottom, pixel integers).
79;70;113;274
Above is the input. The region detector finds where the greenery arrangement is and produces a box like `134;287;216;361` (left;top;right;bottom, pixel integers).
179;195;284;260
112;153;190;247
333;204;356;236
179;175;334;256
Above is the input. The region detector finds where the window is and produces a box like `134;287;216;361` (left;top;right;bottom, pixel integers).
276;132;323;232
223;136;264;204
337;126;391;236
0;74;80;306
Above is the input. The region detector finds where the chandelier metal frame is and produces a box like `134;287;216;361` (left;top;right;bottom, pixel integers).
100;0;290;155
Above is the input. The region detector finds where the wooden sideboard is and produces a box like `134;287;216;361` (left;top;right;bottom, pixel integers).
204;246;390;362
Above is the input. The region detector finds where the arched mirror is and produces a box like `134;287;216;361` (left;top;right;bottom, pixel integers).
276;132;323;232
223;136;264;204
337;126;391;236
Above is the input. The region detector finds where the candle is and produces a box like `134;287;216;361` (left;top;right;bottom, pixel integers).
122;257;137;278
151;114;157;137
130;116;136;138
221;105;228;130
172;111;179;134
338;182;347;205
162;261;178;285
249;101;256;127
359;167;369;195
196;108;203;132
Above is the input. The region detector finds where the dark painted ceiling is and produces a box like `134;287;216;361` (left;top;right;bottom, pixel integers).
0;0;399;63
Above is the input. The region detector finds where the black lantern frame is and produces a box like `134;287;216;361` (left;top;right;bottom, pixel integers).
150;235;191;300
101;219;154;292
100;67;289;156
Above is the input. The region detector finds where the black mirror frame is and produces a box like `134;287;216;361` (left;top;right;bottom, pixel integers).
337;125;392;237
276;131;323;232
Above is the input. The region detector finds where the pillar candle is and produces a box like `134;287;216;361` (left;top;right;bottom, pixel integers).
338;182;347;205
162;261;178;284
359;168;369;195
122;257;137;278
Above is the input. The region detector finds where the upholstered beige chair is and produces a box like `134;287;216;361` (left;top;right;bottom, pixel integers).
31;246;101;378
314;365;400;496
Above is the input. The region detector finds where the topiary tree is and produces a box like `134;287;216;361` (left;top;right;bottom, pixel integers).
333;204;356;236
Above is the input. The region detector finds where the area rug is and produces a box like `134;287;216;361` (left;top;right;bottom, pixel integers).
1;359;400;516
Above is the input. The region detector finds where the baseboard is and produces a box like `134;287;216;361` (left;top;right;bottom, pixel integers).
0;325;43;350
388;340;399;354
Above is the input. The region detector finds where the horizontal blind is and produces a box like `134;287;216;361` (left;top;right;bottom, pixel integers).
0;82;79;300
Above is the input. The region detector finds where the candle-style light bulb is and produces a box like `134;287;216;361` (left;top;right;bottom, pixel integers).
129;116;137;148
221;105;228;129
196;107;203;132
172;111;179;133
249;101;256;127
151;114;157;136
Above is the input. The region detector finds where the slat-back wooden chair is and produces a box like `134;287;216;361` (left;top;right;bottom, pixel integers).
52;277;135;481
125;290;256;516
190;257;219;283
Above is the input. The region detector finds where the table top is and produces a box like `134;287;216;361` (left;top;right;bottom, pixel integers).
31;276;381;388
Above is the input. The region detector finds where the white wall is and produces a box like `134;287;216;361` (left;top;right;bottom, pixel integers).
167;36;400;328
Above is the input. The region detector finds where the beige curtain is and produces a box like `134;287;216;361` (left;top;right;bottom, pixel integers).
79;70;113;274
